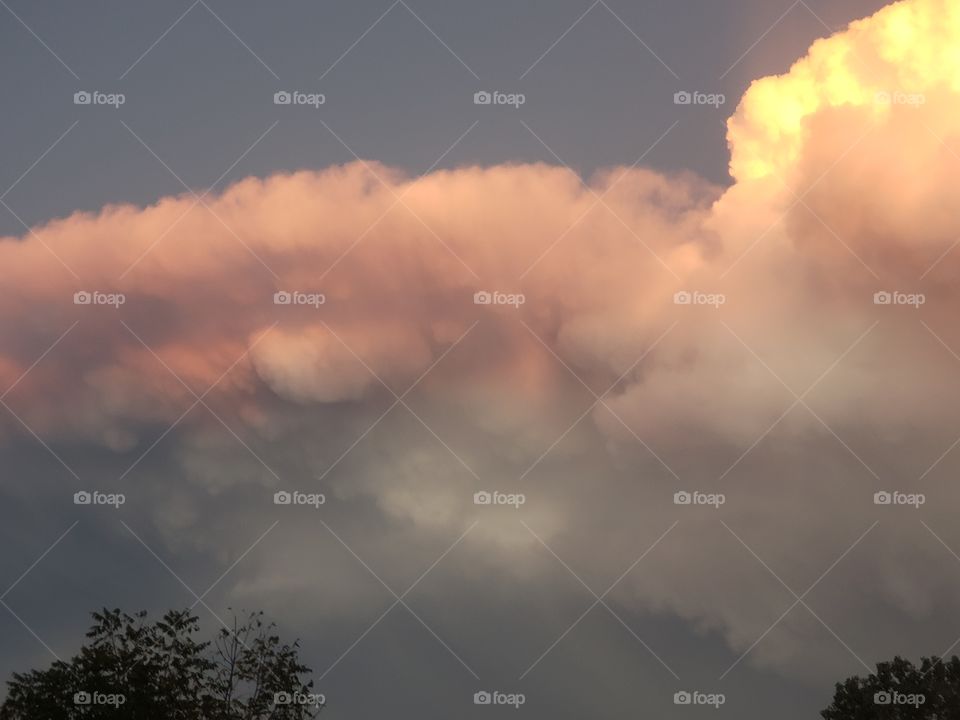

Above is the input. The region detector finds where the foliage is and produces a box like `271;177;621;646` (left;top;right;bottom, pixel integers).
822;655;960;719
0;609;321;719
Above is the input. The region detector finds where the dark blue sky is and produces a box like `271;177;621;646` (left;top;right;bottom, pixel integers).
1;0;888;236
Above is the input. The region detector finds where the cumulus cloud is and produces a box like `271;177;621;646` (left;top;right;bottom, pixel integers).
5;0;960;688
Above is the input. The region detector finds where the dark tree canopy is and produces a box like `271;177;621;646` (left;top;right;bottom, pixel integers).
0;609;322;719
822;656;960;719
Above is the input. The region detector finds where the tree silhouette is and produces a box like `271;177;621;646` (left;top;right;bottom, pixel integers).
0;609;323;719
822;656;960;719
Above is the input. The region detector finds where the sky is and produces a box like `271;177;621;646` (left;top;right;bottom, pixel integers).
2;0;959;717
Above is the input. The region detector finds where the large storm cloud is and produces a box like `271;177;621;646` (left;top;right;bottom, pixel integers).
3;0;960;712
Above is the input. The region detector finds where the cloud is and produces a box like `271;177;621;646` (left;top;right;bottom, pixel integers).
4;0;960;689
0;161;716;446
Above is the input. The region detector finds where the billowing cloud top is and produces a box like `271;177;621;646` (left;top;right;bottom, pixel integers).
728;0;960;181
